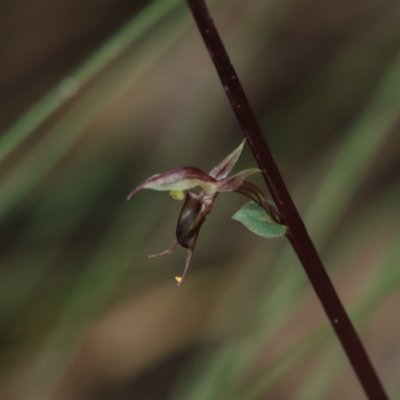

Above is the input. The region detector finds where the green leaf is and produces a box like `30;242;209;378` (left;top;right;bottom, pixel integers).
232;201;287;238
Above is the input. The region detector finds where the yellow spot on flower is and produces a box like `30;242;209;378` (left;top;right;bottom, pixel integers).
175;276;182;283
169;190;185;200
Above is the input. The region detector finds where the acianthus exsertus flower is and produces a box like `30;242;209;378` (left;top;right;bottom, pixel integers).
128;140;277;286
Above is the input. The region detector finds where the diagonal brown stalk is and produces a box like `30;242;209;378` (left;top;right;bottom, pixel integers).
185;0;388;399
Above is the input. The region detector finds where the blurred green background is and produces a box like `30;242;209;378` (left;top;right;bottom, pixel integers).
1;0;400;399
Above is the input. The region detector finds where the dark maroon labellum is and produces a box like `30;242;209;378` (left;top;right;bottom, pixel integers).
176;192;209;249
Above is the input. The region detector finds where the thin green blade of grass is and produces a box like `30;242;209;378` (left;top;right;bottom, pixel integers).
265;3;400;162
0;4;193;223
0;153;129;329
0;0;183;164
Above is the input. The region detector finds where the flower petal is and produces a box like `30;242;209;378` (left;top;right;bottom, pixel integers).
215;168;260;192
176;192;208;250
235;180;267;208
209;140;245;179
148;241;179;258
235;181;282;223
127;167;217;200
176;249;194;286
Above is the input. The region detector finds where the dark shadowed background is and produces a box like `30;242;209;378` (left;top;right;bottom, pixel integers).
1;0;400;399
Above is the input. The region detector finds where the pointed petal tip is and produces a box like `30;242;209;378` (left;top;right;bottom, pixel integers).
127;184;144;201
126;190;136;201
215;168;261;192
237;139;247;154
209;139;247;179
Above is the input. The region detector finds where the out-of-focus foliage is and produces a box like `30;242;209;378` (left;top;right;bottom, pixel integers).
1;0;400;399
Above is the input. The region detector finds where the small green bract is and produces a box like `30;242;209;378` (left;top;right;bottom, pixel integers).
232;201;287;238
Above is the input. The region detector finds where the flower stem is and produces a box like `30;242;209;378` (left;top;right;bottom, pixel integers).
185;1;388;398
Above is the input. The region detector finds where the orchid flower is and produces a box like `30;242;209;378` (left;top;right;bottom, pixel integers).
128;140;283;285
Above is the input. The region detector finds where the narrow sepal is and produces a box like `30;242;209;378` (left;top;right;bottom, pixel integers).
127;167;217;200
234;180;266;207
234;180;278;218
209;140;246;179
175;249;194;286
148;241;179;258
215;168;260;192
